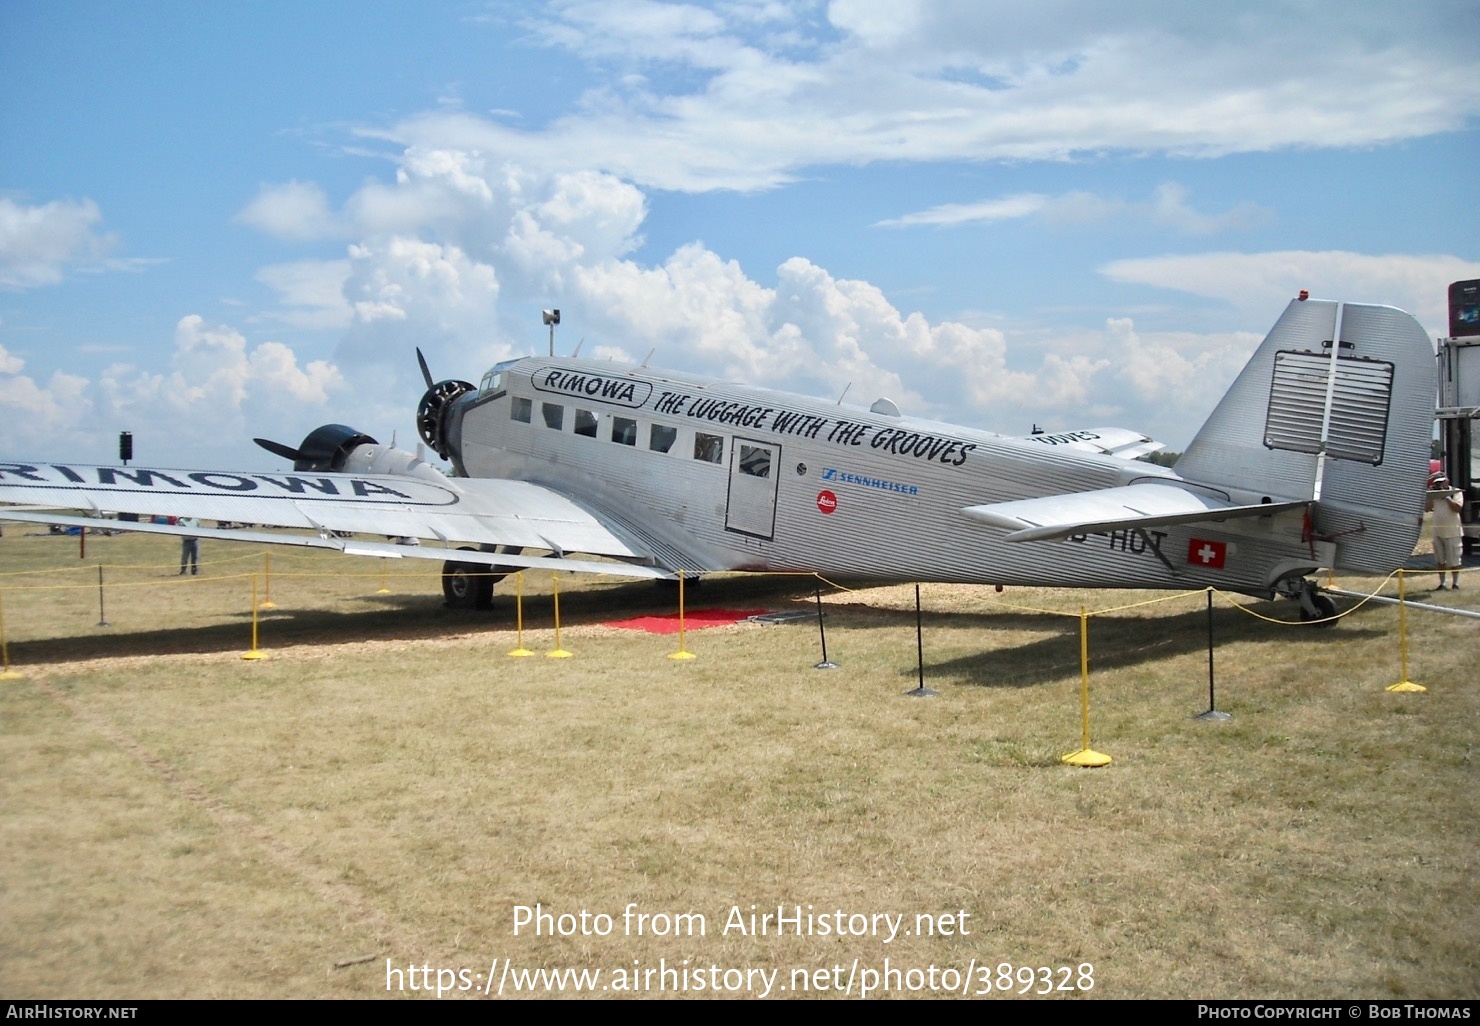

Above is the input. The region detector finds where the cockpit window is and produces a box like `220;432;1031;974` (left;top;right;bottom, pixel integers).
480;358;522;397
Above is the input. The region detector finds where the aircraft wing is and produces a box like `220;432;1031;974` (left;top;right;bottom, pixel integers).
961;483;1308;543
0;460;671;580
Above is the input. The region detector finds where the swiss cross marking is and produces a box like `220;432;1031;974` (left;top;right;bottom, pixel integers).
1187;537;1227;569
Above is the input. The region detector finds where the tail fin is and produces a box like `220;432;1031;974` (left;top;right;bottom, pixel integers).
1176;298;1435;573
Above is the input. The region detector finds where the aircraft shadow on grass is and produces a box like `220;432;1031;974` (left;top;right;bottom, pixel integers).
10;571;1394;682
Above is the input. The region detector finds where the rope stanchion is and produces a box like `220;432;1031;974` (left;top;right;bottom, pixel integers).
377;558;391;595
1062;606;1111;767
668;570;696;661
1386;569;1426;693
258;552;277;609
507;572;533;657
95;564;110;628
812;586;837;670
546;571;572;659
0;589;22;679
1196;588;1230;721
241;573;267;661
904;583;936;697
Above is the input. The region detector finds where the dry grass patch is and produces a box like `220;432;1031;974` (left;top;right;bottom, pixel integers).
1;530;1476;999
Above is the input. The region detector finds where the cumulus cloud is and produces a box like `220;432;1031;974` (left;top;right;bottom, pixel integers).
0;197;118;289
232;136;1477;457
237;181;343;241
1100;251;1480;334
0;319;343;465
254;260;354;330
361;1;1480;192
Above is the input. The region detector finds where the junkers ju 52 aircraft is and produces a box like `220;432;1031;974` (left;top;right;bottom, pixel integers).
0;297;1437;622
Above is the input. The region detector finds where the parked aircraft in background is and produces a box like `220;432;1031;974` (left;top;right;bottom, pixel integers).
0;297;1437;623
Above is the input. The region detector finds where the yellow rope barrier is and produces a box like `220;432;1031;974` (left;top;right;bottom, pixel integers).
1386;569;1427;693
507;572;533;657
1062;606;1110;768
668;570;696;661
546;571;572;659
241;574;266;661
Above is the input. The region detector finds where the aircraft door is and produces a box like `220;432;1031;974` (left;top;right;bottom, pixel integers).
725;438;780;539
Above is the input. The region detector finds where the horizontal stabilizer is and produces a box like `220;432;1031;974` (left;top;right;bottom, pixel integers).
1021;426;1165;460
962;483;1307;543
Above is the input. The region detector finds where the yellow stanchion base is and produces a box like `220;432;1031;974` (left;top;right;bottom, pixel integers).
1061;748;1112;768
507;648;534;657
668;650;697;660
376;588;391;595
546;649;573;659
241;650;267;661
1386;681;1427;693
0;669;24;679
258;601;277;610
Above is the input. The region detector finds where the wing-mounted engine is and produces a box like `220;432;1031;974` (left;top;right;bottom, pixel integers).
253;424;379;472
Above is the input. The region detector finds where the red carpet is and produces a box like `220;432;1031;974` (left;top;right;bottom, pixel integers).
604;609;768;634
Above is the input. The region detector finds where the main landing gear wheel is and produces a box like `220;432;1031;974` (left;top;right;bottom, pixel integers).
442;547;494;610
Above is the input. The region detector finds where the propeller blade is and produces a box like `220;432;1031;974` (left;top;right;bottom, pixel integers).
416;347;435;390
253;437;303;462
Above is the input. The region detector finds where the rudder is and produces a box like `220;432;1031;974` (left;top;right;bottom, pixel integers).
1176;298;1435;573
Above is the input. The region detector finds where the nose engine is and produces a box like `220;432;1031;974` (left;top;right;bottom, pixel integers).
416;377;474;459
413;347;474;463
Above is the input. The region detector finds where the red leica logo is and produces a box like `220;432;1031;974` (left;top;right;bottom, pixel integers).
816;490;837;514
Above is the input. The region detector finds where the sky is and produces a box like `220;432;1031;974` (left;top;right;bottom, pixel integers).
2;0;1478;471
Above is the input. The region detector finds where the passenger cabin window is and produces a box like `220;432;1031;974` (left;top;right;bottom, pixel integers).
694;432;723;464
738;444;771;478
511;397;532;423
649;424;677;454
612;417;637;446
574;409;598;438
542;402;564;430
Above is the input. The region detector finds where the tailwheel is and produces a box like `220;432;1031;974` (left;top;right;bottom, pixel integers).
1300;593;1338;626
1276;575;1340;627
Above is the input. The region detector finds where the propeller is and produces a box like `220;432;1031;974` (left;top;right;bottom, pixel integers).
414;347;474;459
253;424;379;472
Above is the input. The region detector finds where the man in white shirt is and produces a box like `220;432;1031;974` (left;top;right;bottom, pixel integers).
1426;475;1464;589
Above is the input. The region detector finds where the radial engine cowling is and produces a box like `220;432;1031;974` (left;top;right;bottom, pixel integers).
417;378;475;459
253;424;378;472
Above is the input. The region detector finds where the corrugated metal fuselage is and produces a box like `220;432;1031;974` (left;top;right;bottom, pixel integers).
454;358;1329;595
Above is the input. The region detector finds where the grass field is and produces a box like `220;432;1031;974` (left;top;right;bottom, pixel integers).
1;529;1476;1000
